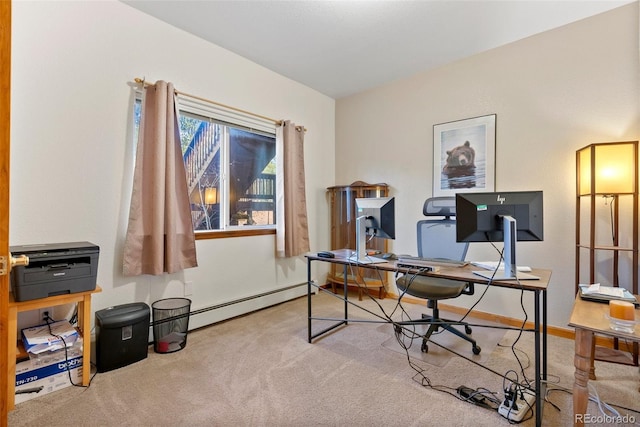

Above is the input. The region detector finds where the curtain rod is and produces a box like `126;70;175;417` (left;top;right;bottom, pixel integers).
134;78;306;132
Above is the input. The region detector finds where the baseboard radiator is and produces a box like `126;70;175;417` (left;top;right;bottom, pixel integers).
149;282;308;333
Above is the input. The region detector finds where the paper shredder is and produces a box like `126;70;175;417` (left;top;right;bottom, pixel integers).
95;302;150;372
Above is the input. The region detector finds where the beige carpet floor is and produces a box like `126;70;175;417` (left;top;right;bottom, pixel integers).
8;290;640;426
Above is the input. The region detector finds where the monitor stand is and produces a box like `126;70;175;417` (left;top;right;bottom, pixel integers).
348;215;386;265
473;215;539;281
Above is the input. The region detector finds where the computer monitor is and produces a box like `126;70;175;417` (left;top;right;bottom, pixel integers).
455;191;543;280
351;197;395;264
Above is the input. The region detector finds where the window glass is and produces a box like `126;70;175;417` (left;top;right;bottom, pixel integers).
228;127;276;227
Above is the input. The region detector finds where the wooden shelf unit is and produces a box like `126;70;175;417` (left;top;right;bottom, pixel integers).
6;286;101;410
326;181;389;300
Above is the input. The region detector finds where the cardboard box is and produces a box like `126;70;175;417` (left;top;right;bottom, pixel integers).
14;337;83;404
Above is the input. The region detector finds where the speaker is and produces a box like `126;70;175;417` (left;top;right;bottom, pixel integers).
95;302;150;372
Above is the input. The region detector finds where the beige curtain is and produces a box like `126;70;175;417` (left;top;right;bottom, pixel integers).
123;81;198;276
276;121;310;257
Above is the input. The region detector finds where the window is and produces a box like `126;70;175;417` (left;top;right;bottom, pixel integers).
134;94;277;236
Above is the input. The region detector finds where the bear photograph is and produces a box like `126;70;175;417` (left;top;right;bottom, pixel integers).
433;114;496;197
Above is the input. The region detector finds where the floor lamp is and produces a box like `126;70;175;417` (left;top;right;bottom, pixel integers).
576;140;639;366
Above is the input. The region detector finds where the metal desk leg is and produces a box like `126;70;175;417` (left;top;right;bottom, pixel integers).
307;258;350;342
343;263;348;323
543;289;547;382
534;289;544;427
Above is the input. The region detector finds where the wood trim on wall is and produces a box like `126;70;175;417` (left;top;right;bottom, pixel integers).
0;1;10;425
0;1;9;427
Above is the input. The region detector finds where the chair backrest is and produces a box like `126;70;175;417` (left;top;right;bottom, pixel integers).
417;197;468;261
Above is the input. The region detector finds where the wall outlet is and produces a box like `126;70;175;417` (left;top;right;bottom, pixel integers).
184;281;193;296
39;307;52;322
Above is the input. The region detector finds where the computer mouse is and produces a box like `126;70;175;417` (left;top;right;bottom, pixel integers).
382;253;397;260
317;251;335;258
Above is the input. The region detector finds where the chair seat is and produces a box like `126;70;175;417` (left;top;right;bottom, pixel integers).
396;275;467;300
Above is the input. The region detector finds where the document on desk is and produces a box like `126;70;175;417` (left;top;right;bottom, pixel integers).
471;261;532;272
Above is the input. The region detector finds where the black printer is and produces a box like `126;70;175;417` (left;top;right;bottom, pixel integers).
10;241;99;302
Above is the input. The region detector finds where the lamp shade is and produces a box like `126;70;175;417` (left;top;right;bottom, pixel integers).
577;141;637;196
190;187;219;205
204;187;218;205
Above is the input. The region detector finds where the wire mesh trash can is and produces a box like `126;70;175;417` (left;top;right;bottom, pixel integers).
152;298;191;353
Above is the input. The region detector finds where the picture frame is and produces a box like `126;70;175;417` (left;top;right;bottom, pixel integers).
432;114;496;197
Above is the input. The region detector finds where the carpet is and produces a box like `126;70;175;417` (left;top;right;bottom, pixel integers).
8;292;640;427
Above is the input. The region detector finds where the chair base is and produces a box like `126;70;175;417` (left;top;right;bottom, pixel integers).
418;313;481;355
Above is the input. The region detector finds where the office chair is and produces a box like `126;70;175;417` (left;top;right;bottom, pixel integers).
395;197;481;355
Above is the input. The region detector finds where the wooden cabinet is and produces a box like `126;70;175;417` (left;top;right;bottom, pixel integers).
575;141;638;365
327;181;389;300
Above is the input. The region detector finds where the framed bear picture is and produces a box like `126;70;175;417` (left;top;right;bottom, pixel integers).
432;114;496;197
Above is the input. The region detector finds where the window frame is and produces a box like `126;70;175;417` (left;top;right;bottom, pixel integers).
134;90;278;239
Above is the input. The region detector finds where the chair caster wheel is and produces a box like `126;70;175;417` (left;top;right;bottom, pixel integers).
472;345;481;355
421;341;429;353
465;325;472;334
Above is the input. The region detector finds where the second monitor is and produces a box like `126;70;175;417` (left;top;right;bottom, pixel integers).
455;191;543;280
351;196;395;264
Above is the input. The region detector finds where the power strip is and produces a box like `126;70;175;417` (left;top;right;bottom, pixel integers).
498;389;535;422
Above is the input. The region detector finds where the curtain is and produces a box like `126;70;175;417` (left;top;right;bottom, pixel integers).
123;81;198;276
276;121;310;257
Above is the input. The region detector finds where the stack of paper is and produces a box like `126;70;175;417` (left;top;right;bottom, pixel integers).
21;320;79;354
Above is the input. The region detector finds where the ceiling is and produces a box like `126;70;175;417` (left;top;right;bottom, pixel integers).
122;0;633;99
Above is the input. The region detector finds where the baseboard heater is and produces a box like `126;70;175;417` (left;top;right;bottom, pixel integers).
149;282;307;328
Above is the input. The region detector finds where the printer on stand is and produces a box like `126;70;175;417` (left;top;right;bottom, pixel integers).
10;241;99;302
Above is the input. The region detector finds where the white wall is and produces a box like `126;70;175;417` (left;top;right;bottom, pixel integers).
10;1;335;331
336;3;639;328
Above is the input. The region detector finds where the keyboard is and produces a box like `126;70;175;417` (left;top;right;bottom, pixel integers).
396;256;468;268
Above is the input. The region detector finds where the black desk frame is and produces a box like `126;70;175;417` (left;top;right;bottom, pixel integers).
306;252;549;427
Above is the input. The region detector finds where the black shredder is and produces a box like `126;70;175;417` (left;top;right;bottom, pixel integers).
95;302;150;373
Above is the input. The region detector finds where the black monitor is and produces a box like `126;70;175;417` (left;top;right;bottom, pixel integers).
455;191;543;280
351;197;395;264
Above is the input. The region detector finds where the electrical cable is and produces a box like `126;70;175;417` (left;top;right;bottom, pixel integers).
544;384;640;422
485;239;534;389
387;266;531;408
341;241;539;416
588;382;621;419
43;312;97;389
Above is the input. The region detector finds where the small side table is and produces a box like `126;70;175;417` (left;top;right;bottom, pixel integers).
7;286;101;410
568;295;640;426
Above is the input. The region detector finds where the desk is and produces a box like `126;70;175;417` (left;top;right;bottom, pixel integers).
6;286;101;410
306;249;550;427
568;295;640;426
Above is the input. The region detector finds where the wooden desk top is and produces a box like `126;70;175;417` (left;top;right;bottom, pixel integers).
307;250;551;292
568;295;640;341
